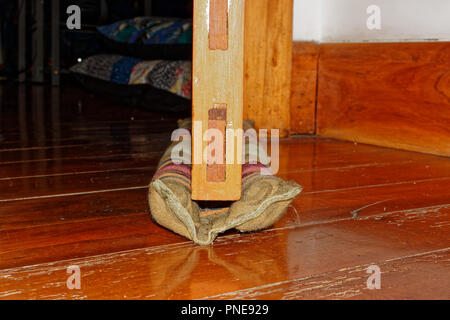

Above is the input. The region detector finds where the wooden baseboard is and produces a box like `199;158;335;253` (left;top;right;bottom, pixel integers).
290;41;450;156
290;42;319;135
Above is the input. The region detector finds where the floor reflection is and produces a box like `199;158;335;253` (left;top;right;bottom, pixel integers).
145;237;287;299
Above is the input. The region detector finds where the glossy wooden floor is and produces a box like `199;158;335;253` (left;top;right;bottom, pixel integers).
0;83;449;300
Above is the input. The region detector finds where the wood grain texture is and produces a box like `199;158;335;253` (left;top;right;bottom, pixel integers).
207;106;227;182
0;155;159;180
0;137;168;163
2;124;450;271
2;136;449;271
290;42;319;134
1;205;448;299
0;168;154;201
209;0;228;50
244;0;293;138
1;83;450;300
192;0;244;201
243;0;268;133
205;248;450;300
317;42;450;156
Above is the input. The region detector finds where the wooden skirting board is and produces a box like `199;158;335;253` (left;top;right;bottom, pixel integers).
290;41;450;157
290;42;319;135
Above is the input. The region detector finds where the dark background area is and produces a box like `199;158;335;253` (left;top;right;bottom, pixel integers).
0;0;193;78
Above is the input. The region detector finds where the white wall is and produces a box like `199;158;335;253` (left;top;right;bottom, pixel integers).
293;0;450;43
292;0;321;42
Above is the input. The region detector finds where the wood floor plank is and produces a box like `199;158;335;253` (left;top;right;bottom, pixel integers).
0;127;176;145
0;154;160;179
0;136;168;161
276;140;447;174
0;205;448;299
1;148;448;269
0;133;170;151
0;150;164;167
0;168;155;201
0;84;181;124
0;120;177;135
280;159;450;193
202;248;450;300
3;135;445;191
0;212;183;271
285;178;450;226
1;151;447;204
0;189;149;232
2;81;449;300
1;178;449;270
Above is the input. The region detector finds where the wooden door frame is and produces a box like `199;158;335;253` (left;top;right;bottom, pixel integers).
244;0;294;138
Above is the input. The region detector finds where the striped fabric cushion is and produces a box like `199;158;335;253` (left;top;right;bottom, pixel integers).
152;129;270;214
148;119;302;245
